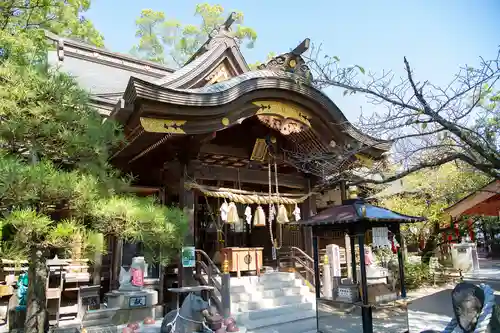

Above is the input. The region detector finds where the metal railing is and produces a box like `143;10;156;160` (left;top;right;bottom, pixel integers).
194;249;223;310
278;246;324;294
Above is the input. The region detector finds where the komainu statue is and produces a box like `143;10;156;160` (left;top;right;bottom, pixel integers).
421;282;500;333
161;292;210;333
160;292;239;333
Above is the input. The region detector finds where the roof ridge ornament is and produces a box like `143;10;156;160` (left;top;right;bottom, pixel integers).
207;12;239;45
184;12;241;66
257;38;313;80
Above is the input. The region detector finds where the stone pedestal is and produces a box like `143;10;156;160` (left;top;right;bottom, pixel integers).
451;243;478;272
105;289;158;325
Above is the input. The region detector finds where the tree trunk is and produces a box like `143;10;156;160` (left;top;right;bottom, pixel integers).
421;222;441;265
25;247;48;333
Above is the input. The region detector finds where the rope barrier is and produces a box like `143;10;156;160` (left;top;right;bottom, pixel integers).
185;182;314;204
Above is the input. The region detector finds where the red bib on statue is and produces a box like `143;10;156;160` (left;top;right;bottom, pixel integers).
131;268;144;287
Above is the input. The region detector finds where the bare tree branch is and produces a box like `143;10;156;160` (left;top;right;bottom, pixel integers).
296;44;500;187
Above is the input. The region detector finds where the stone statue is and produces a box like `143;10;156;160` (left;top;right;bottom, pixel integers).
118;256;146;291
386;258;400;292
421;282;500;333
161;293;239;333
161;292;210;333
16;272;28;310
118;267;135;291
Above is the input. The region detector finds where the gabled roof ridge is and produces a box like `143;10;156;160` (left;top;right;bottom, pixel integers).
44;30;175;73
154;38;249;89
154;42;227;88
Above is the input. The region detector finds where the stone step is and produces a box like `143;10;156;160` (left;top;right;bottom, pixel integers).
231;295;307;312
257;272;296;282
247;316;317;333
233;301;315;322
242;309;316;331
231;285;309;302
80;319;112;328
229;273;296;286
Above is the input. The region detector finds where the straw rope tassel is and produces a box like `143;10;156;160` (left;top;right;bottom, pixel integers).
441;284;495;333
268;161;275;248
274;161;284;249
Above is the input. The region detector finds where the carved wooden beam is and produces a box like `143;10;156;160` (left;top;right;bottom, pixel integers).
199;144;250;159
192;163;306;189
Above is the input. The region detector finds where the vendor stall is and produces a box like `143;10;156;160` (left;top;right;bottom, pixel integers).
294;198;425;333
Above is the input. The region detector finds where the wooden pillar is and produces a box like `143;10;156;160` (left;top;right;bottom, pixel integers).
157;186;167;311
179;161;196;287
340;181;348;202
312;232;321;299
350;233;357;282
395;224;407;298
302;179;317;257
358;229;373;333
340;182;353;280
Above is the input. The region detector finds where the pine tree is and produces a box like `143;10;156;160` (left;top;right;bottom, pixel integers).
0;29;187;333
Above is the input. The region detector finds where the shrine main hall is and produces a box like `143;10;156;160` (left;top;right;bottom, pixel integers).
46;13;390;291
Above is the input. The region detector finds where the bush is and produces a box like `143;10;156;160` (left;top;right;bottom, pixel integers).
404;261;431;290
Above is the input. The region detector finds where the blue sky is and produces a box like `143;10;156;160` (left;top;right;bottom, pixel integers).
86;0;499;122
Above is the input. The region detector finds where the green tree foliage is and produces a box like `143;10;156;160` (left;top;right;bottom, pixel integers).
379;162;491;263
130;3;257;66
0;30;187;332
0;0;104;46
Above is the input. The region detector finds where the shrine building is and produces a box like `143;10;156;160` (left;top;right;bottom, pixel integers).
45;14;391;298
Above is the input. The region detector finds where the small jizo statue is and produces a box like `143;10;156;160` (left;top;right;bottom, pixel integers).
119;256;146;291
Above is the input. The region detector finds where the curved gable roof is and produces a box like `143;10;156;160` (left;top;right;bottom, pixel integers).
123;69;391;152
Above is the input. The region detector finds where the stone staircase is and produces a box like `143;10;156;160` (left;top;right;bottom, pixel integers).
230;272;317;333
